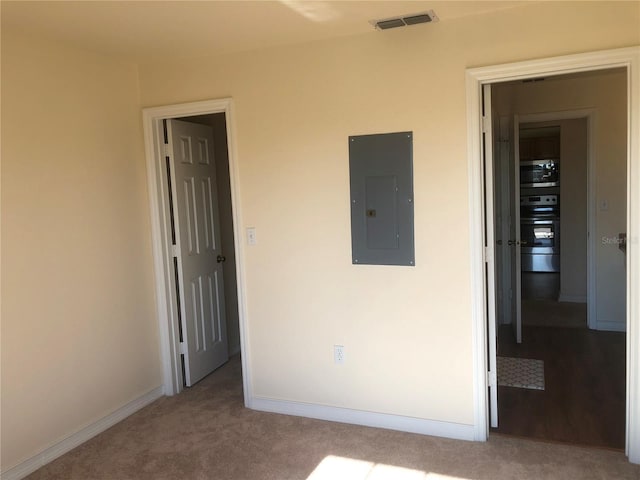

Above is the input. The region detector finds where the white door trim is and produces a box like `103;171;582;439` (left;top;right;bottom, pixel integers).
466;46;640;464
516;109;597;330
142;98;252;405
482;84;499;429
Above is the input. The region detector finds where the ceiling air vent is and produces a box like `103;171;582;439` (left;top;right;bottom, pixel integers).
371;10;439;30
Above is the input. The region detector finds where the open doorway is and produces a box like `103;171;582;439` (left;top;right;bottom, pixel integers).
142;99;250;403
466;46;640;464
489;70;627;448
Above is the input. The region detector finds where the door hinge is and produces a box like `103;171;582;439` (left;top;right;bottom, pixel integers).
482;116;490;133
179;342;187;355
171;245;179;257
163;143;171;157
484;246;490;263
488;370;497;388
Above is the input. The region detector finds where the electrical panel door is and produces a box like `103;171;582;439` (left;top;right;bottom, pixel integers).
349;132;414;266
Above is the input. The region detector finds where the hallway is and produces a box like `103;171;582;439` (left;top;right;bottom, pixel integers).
493;324;626;449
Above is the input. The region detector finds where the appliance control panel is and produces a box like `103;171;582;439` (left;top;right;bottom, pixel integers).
521;194;558;206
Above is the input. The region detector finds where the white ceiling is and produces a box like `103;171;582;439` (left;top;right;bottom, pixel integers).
1;1;530;63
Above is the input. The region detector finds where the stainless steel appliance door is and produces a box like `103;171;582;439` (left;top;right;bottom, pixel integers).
521;218;560;272
520;159;559;187
520;219;557;254
521;254;560;272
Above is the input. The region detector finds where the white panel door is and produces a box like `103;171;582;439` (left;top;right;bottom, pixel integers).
482;84;499;429
168;119;229;386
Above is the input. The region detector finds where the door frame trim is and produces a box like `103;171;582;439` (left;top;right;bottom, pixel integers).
142;98;251;405
466;46;640;463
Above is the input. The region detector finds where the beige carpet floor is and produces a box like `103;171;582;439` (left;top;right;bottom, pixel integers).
26;356;639;480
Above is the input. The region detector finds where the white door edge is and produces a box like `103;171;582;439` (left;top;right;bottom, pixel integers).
513;115;522;344
466;46;640;464
142;98;252;407
482;84;499;429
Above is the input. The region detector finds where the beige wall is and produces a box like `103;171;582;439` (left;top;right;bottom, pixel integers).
139;2;638;422
1;31;162;470
494;69;628;325
559;118;588;301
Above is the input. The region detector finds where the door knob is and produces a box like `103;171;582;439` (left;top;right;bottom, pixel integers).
507;240;517;246
217;255;226;263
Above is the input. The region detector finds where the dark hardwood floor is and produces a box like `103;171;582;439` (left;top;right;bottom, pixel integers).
492;324;626;450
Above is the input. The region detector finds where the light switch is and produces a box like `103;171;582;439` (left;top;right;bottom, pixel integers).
247;227;257;245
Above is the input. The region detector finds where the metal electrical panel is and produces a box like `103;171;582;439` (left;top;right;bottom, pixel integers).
349;131;414;266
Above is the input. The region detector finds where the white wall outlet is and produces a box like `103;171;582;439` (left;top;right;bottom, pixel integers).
247;227;257;245
333;345;345;365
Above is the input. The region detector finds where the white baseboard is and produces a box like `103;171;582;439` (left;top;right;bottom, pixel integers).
558;294;587;303
250;396;475;441
596;320;627;332
1;386;164;480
